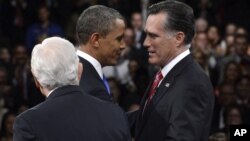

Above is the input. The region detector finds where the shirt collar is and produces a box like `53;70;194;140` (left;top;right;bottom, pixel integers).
76;50;103;79
161;49;190;78
47;86;60;97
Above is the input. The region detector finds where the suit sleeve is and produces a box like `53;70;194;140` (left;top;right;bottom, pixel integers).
13;116;36;141
126;110;139;137
165;83;214;140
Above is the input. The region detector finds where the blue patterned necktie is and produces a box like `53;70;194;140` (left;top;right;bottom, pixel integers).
102;75;111;95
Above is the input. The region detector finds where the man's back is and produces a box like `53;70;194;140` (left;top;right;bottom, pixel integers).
13;85;131;141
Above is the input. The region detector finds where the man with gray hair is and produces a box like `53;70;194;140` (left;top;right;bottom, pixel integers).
76;5;126;102
13;37;131;141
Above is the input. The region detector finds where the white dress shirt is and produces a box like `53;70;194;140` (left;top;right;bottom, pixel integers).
160;49;190;85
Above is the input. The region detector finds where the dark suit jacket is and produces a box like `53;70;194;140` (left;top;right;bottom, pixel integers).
78;57;113;102
129;55;215;141
13;85;131;141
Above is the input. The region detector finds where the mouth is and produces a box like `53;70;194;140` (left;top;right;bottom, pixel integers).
148;50;156;56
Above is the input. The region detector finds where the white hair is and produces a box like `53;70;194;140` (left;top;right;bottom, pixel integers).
31;37;79;90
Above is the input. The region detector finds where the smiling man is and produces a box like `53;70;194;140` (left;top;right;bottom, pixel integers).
76;5;126;102
128;1;214;141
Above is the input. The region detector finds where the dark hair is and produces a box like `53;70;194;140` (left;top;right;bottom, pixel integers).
76;5;124;45
147;0;195;44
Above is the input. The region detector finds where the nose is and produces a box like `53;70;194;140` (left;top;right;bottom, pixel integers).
143;36;150;48
120;38;126;50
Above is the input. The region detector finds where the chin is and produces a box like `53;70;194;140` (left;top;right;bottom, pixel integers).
148;58;157;65
108;61;118;66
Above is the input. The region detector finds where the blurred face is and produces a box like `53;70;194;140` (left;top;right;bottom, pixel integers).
237;78;250;100
193;51;206;66
0;70;7;84
225;63;239;81
235;35;247;55
207;26;219;42
225;35;235;47
226;24;236;35
195;32;208;49
5;114;15;135
227;108;242;125
219;84;236;106
108;79;121;102
144;13;178;67
129;60;139;74
14;45;28;65
123;28;135;46
195;18;208;32
38;7;50;22
131;13;143;30
98;19;126;66
0;48;10;63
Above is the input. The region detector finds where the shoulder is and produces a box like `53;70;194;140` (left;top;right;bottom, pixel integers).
16;102;45;122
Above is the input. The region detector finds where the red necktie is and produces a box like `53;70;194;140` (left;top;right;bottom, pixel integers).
147;71;163;103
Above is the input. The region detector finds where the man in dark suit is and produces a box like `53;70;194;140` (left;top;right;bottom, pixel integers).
76;5;126;102
128;1;215;141
13;37;131;141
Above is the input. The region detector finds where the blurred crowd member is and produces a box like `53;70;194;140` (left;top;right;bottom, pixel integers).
225;23;237;36
209;132;227;141
222;105;244;135
11;44;44;110
219;61;241;85
26;5;63;53
195;17;208;32
211;82;236;132
235;75;250;116
0;111;16;141
0;0;29;45
130;12;149;71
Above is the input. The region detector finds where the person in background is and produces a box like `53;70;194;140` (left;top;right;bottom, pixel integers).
0;111;16;141
26;6;63;54
13;37;131;141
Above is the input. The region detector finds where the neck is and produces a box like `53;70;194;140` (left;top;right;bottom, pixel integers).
40;87;50;97
79;45;102;66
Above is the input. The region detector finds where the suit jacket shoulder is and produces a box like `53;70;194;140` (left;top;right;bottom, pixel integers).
78;57;113;102
13;85;131;141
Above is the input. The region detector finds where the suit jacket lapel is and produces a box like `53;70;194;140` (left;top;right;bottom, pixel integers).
79;57;110;95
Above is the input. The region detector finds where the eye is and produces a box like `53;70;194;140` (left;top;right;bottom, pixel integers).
116;35;124;42
148;33;158;39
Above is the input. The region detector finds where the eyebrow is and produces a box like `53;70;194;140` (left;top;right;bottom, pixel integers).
145;30;159;37
116;34;124;40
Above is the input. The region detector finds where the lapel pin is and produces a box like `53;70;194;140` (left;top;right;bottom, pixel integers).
165;83;170;87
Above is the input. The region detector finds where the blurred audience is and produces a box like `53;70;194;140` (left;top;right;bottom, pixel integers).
0;0;249;139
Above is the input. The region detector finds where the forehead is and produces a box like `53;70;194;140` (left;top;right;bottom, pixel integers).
145;13;166;33
108;19;125;35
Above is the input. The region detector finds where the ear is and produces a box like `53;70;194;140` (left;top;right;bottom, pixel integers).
32;75;42;89
89;33;101;48
77;62;83;81
175;32;185;47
